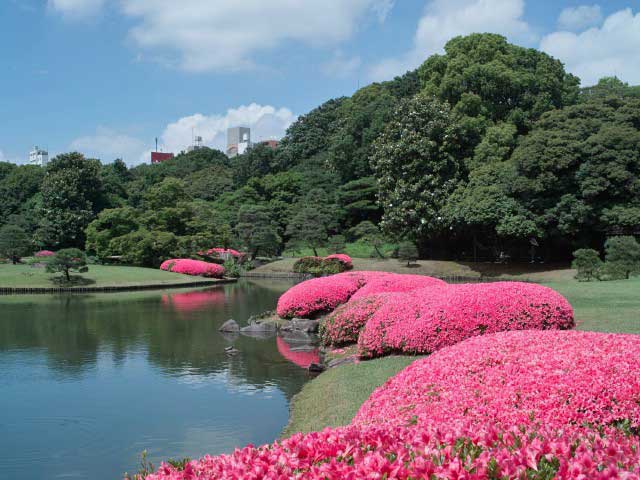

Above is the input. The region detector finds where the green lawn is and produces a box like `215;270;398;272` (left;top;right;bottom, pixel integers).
0;263;214;289
284;276;640;436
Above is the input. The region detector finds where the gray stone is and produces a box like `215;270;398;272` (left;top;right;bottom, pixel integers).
308;363;325;373
327;356;356;369
284;318;319;333
219;319;240;332
240;321;277;339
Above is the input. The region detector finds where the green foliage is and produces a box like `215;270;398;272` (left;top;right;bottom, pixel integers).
236;205;280;259
327;235;346;254
372;94;462;243
572;249;603;281
46;248;88;283
0;225;31;264
349;221;386;258
39;153;105;248
604;236;640;280
397;241;419;267
108;230;178;268
85;207;140;258
292;256;348;276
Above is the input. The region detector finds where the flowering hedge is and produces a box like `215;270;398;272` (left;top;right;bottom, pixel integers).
159;259;225;278
34;250;55;257
355;330;640;433
358;282;574;358
276;272;372;318
349;273;445;300
145;330;640;479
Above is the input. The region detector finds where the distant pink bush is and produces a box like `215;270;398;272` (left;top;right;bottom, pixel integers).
200;248;244;259
146;330;640;480
34;250;55;257
357;282;574;358
324;253;353;269
159;259;225;278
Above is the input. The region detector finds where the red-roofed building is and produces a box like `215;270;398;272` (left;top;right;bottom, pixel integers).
151;151;174;164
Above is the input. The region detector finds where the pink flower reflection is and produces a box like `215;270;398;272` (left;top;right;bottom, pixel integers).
276;336;319;369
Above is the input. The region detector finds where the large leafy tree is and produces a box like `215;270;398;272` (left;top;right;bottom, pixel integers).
418;33;580;132
0;225;31;263
372;94;462;246
39;153;105;248
235;204;281;259
510;97;640;246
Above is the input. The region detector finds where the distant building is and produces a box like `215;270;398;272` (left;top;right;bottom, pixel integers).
151;151;174;164
227;127;251;157
260;139;279;150
29;146;48;167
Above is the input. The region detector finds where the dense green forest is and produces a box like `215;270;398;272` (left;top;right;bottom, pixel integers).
1;34;639;266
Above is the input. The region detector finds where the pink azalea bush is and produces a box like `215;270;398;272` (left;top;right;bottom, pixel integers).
349;273;445;300
206;247;243;258
276;272;376;318
34;250;55;257
358;281;574;358
145;330;640;480
324;253;353;269
159;259;225;278
355;330;640;434
276;271;443;319
320;295;390;346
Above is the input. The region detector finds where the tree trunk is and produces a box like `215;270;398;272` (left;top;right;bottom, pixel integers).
65;268;70;282
312;246;318;257
374;246;384;259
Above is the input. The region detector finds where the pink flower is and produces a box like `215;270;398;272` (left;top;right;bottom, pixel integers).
159;259;225;278
34;250;55;257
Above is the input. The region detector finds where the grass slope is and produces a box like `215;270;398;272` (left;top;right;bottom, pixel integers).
0;263;209;289
251;257;574;281
284;277;640;436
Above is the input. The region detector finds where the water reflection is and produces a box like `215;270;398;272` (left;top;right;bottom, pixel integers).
0;280;309;480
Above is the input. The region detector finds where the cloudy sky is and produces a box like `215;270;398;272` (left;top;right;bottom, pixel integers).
1;0;638;165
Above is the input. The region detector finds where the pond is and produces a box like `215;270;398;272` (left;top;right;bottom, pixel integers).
0;279;316;480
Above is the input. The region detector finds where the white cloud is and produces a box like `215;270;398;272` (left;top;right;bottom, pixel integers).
557;5;602;31
321;51;362;78
541;8;640;86
0;150;5;162
48;0;105;18
150;103;296;163
70;127;146;164
119;0;393;72
369;0;535;81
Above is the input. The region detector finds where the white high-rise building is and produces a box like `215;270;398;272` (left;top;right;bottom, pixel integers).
29;146;48;167
227;127;252;157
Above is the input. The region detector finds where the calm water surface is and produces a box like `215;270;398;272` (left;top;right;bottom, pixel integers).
0;279;314;480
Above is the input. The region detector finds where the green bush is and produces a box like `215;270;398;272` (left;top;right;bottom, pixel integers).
223;259;241;278
604;236;640;280
572;248;602;281
46;248;88;283
397;241;419;267
293;256;348;276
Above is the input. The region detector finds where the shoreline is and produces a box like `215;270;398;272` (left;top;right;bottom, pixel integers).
0;277;237;295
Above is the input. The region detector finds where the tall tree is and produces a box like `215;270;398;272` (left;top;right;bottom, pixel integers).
0;225;31;264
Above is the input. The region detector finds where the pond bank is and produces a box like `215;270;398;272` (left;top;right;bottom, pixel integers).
0;278;235;294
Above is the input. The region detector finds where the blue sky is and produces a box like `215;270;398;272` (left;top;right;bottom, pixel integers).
1;0;639;165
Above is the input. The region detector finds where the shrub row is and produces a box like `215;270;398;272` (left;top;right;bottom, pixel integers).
292;254;354;276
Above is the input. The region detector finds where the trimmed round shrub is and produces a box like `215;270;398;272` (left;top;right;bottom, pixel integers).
358;282;574;358
160;259;225;278
355;330;640;434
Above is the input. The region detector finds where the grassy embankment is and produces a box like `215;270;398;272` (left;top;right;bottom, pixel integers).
0;263;218;289
283;275;640;437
